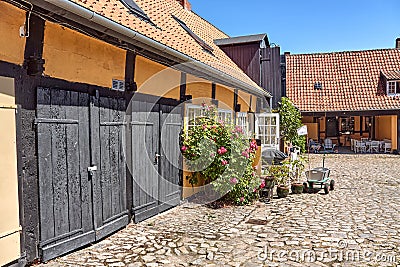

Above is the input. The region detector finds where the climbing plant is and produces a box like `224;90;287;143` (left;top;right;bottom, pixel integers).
180;104;261;205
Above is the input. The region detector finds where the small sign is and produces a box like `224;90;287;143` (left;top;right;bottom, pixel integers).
297;125;308;136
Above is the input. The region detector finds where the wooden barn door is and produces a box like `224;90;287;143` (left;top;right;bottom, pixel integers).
36;88;128;261
90;95;129;240
130;98;182;223
130;101;160;222
158;104;182;213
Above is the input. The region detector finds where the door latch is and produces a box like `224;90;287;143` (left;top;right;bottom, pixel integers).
88;165;98;176
154;153;161;165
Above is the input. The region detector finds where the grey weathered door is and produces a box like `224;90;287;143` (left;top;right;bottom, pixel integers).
131;101;160;223
159;104;182;213
90;95;129;240
130;98;182;223
37;88;94;261
36;88;128;261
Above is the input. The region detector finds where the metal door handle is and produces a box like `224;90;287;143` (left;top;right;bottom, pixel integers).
154;154;162;165
88;165;98;176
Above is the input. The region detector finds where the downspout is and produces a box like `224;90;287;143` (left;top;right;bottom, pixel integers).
30;0;271;98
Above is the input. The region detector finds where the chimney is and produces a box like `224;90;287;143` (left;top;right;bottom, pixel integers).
176;0;191;11
396;38;400;49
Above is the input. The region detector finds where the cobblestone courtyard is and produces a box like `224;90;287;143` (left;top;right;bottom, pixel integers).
42;154;400;267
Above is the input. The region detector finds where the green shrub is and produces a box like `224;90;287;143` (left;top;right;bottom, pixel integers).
181;104;261;205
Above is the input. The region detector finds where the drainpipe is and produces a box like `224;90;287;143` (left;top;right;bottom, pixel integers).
29;0;271;98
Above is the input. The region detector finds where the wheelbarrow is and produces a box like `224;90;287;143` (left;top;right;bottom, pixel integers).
303;155;335;194
303;167;335;194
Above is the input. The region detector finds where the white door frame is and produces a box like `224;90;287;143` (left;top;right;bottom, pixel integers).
255;112;280;151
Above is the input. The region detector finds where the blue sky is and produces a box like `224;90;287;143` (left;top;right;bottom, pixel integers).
189;0;400;54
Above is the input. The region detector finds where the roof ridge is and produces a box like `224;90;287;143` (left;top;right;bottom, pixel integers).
287;48;400;57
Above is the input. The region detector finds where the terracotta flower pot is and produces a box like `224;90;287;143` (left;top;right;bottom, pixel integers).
291;183;304;194
277;185;289;198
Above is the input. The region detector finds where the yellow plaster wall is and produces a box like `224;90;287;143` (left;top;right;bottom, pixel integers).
43;22;125;88
215;84;234;110
0;2;26;65
135;56;180;100
375;116;392;140
304;123;318;140
237;91;251;112
186;74;212;105
182;170;206;199
0;77;20;266
375;115;397;150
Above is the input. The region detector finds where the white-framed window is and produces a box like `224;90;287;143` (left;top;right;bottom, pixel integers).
236;112;249;135
387;81;400;95
256;113;280;150
217;109;233;124
185;104;204;132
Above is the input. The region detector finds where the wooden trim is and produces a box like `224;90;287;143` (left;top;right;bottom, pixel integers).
179;72;187;102
211;83;216;99
23;14;45;76
125;51;137;91
233;88;238;107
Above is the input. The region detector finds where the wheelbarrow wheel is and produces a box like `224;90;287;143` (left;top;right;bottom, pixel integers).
330;180;335;191
324;183;329;194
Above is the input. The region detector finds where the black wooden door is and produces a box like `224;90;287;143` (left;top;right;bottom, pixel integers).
37;88;128;261
130;98;182;223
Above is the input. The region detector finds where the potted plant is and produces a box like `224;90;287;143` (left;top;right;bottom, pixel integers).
268;162;290;198
290;156;306;194
259;169;275;200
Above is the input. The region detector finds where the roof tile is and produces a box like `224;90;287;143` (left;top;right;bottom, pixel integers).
70;0;260;90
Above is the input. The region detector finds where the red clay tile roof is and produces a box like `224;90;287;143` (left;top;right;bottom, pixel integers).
286;49;400;112
69;0;263;93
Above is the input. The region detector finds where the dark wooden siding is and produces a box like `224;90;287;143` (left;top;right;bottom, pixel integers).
261;47;282;109
219;43;261;85
219;44;282;109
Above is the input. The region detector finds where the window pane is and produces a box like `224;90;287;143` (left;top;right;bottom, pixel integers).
271;126;276;135
266;135;271;145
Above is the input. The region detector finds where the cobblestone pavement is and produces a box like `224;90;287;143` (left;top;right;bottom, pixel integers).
41;154;400;267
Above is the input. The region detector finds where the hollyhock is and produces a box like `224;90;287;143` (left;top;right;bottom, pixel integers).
217;146;227;155
260;179;266;189
229;177;238;184
221;160;228;166
240;197;244;202
181;146;188;152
